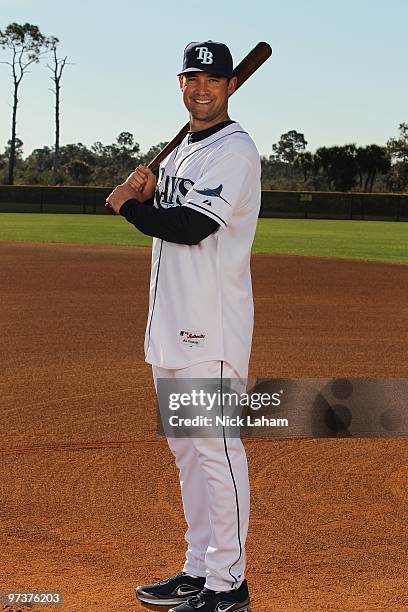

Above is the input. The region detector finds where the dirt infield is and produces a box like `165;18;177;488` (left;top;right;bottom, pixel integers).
1;241;407;612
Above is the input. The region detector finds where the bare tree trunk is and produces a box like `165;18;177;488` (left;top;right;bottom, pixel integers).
364;173;370;192
8;84;19;185
52;79;60;184
48;45;68;185
369;170;376;192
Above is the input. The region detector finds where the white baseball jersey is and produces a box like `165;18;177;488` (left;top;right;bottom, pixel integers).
144;122;261;379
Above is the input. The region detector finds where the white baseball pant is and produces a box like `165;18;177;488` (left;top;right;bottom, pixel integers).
152;360;250;592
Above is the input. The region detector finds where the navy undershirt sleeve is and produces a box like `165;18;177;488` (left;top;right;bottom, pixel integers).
119;199;220;245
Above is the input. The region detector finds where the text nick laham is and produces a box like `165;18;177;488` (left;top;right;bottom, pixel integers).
168;415;289;427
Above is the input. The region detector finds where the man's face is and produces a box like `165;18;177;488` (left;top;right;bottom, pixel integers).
179;72;237;127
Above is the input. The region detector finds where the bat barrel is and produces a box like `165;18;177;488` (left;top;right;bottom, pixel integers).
233;42;272;90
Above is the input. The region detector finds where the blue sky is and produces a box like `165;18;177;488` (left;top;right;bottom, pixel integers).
0;0;407;158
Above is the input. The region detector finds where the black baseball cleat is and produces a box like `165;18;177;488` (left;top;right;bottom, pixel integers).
135;571;206;605
168;580;250;612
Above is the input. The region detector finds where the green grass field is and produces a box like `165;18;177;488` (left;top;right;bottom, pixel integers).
0;212;407;264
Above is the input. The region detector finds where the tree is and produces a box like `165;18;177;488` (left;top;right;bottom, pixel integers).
315;145;358;191
59;142;95;166
59;143;96;184
385;124;408;192
386;162;408;192
355;145;391;192
106;132;141;183
293;151;314;182
4;137;24;161
23;146;53;184
88;134;140;185
66;159;91;184
115;132;140;170
0;23;51;184
314;147;334;190
46;37;71;184
0;154;5;185
116;131;138;150
1;138;24;183
387;122;408;163
272;130;308;164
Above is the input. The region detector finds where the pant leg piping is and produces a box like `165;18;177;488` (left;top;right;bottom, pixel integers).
220;360;243;588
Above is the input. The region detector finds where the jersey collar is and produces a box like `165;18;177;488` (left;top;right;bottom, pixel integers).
182;121;246;150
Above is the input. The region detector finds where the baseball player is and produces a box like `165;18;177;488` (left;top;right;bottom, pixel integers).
107;40;261;612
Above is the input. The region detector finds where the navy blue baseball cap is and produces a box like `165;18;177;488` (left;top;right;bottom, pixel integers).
178;41;234;78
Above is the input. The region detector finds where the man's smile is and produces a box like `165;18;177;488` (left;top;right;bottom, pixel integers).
192;98;212;105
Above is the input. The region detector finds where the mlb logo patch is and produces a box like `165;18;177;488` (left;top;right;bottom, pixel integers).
179;330;206;348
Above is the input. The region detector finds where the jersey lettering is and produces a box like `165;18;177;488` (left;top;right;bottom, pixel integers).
155;174;195;208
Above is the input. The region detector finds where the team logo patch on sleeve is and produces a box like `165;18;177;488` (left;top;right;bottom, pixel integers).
179;330;206;347
193;184;231;206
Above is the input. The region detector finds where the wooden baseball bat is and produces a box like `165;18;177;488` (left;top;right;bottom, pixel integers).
106;41;272;212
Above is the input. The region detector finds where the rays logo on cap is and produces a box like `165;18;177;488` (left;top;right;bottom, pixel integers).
195;46;213;64
178;41;233;78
